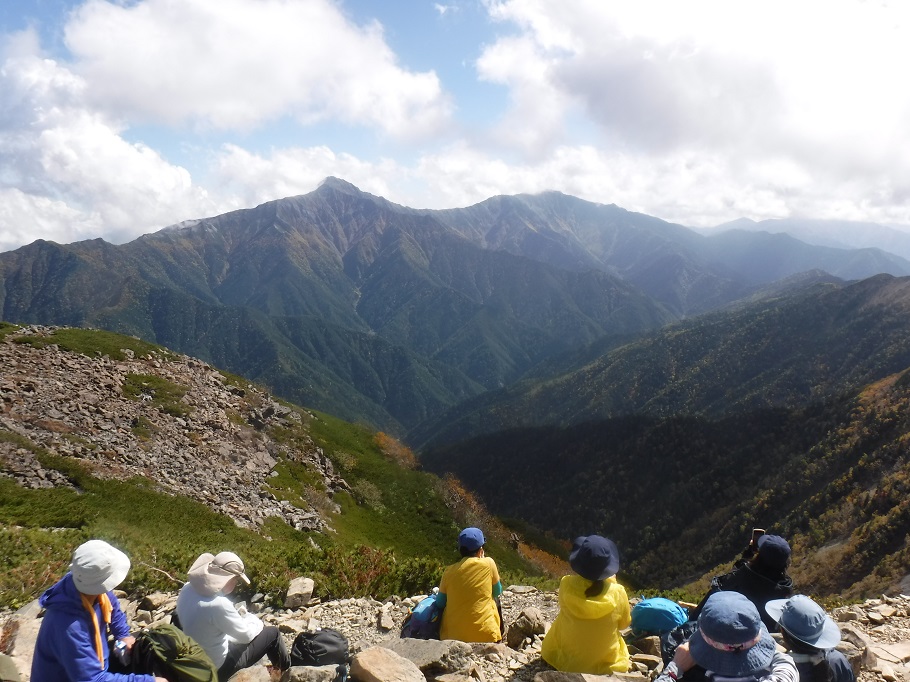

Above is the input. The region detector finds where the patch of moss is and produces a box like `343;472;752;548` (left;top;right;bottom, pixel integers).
122;373;190;418
11;327;167;361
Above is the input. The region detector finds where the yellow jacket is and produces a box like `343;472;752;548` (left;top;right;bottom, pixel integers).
439;556;502;642
541;574;631;674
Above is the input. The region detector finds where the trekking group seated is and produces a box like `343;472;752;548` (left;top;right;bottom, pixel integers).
32;530;854;682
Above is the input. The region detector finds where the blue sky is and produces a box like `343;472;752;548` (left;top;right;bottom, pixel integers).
2;0;910;253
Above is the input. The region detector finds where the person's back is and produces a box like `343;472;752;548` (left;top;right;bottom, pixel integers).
541;535;631;674
438;527;503;643
656;592;797;682
693;533;794;632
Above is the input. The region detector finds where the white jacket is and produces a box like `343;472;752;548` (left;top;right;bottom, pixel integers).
175;582;263;667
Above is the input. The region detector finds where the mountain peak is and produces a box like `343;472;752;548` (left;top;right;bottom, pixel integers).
317;177;363;194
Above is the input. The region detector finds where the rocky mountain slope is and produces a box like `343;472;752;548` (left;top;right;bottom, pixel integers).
0;324;335;532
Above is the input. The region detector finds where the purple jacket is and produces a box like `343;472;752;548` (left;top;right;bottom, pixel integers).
30;573;155;682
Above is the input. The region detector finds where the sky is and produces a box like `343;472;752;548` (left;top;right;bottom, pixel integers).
2;0;910;254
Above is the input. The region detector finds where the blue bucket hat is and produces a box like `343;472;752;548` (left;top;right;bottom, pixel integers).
569;535;620;581
689;592;776;677
458;527;485;552
766;595;841;650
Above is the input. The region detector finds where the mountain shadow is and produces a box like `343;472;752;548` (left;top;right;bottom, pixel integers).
422;368;910;599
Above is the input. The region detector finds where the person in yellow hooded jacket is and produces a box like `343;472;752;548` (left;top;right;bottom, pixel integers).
541;535;631;674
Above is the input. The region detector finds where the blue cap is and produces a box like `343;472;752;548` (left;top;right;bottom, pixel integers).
458;527;485;552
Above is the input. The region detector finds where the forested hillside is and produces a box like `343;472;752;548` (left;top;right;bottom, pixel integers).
415;274;910;447
423;368;910;600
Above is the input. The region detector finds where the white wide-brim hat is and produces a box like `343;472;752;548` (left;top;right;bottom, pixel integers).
187;551;250;596
70;540;131;595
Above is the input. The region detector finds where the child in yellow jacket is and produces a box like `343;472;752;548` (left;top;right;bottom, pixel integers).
541;535;631;674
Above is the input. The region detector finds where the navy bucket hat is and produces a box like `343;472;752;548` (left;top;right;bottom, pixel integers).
689;592;776;677
569;535;620;581
756;534;791;571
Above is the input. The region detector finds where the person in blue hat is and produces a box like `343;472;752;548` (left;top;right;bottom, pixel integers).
656;591;798;682
541;535;632;674
766;595;855;682
437;527;504;642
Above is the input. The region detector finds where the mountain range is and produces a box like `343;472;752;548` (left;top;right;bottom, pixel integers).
3;177;910;443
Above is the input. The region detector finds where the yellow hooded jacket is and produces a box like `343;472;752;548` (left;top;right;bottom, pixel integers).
540;574;631;674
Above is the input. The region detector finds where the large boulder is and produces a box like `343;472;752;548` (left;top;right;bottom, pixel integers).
350;646;424;682
286;577;316;610
4;599;43;681
506;608;547;649
378;638;473;675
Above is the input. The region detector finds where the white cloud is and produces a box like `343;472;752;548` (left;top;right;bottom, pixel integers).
0;47;217;252
64;0;452;139
211;144;404;209
474;0;910;223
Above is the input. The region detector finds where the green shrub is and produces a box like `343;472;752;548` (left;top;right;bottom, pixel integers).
11;327;166;361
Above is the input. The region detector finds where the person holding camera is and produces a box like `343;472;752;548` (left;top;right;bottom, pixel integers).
691;529;794;632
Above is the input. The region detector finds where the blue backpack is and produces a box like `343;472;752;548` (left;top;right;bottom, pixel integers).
400;593;444;639
630;597;689;635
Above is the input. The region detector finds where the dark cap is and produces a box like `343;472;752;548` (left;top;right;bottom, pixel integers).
757;534;791;571
569;535;620;581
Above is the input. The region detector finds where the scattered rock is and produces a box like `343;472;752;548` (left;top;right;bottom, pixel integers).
351;646;425;682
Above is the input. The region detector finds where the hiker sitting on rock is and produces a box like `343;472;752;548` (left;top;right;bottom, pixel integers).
31;539;168;682
691;530;794;632
766;595;855;682
437;527;505;643
176;552;290;682
657;591;798;682
541;535;632;674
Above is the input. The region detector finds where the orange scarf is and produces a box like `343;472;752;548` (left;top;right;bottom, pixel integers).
81;592;113;668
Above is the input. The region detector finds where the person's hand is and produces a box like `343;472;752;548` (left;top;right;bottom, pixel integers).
155;677;169;682
673;641;696;672
120;635;137;650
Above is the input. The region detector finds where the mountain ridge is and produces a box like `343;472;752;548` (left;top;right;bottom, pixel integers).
3;178;910;439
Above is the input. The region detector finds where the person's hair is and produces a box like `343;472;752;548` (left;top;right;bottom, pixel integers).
584;579;606;598
749;551;789;579
781;630;833;682
460;545;482;558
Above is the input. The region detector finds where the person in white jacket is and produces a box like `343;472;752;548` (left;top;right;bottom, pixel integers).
176;552;289;681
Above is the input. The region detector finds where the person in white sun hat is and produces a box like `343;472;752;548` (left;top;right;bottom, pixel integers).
31;539;167;682
176;551;290;681
765;595;855;682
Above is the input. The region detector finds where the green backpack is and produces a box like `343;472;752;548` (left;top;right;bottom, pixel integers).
130;623;219;682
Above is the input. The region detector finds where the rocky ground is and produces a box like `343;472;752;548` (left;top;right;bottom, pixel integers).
0;325;347;532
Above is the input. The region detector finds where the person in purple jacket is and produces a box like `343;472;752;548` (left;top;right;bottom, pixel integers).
31;540;167;682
